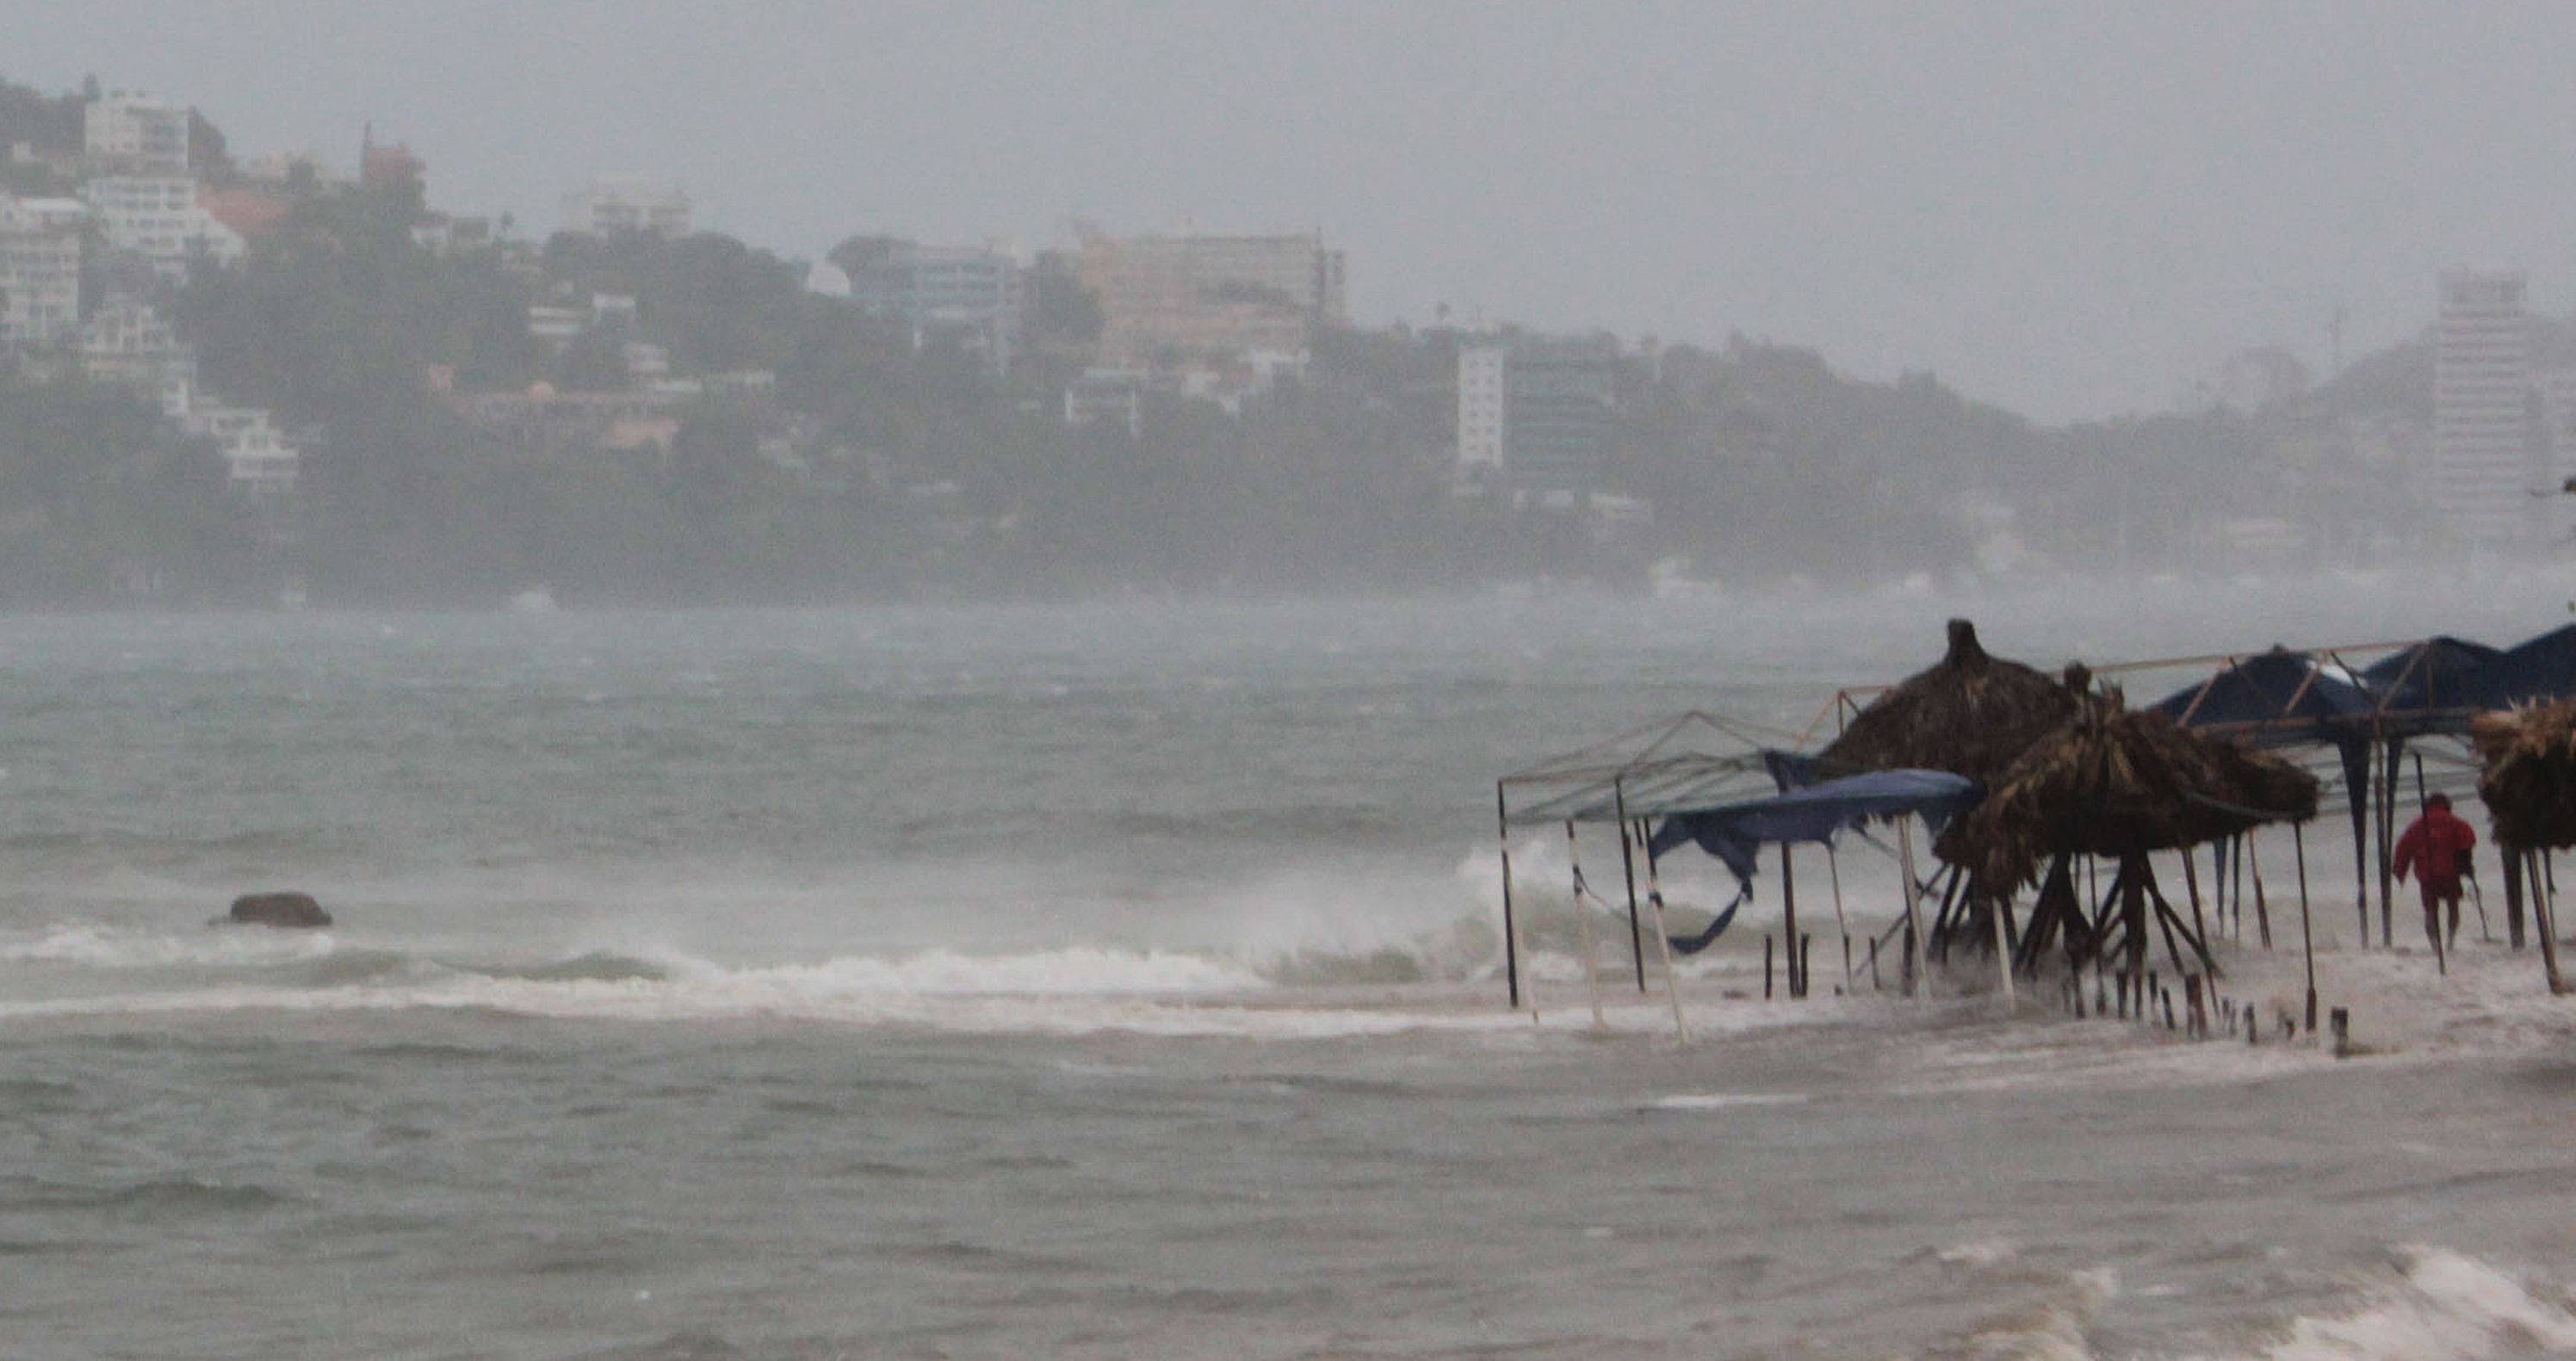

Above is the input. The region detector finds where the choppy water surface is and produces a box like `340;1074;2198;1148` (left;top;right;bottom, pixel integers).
5;576;2576;1358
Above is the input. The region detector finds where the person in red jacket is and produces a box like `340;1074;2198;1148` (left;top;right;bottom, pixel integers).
2393;792;2479;956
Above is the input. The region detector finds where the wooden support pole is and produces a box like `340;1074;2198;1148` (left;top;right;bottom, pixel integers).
2533;850;2565;995
1780;843;1802;999
1613;786;1646;993
2232;836;2246;941
2294;822;2317;1035
1496;783;1522;1011
2379;740;2399;948
2505;849;2527;950
1567;821;1604;1028
1989;873;2016;1008
1827;848;1854;985
2181;848;2208;950
1898;818;1929;999
1640;828;1688;1042
2247;830;2273;950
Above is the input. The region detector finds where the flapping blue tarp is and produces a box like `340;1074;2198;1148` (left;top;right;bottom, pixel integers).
2148;646;2373;745
1646;769;1982;882
2485;623;2576;707
2358;636;2505;733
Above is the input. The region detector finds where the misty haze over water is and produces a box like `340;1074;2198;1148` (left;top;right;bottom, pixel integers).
12;8;2576;1358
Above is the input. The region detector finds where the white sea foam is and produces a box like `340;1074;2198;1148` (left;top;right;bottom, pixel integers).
0;922;336;968
1644;1092;1809;1111
2250;1247;2576;1361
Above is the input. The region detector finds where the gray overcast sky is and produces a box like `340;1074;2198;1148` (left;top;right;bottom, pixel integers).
14;2;2572;422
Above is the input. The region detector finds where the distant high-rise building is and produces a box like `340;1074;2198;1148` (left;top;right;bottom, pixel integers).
2433;269;2539;547
84;93;190;175
1074;228;1345;368
563;177;692;237
1454;338;1613;493
841;240;1026;373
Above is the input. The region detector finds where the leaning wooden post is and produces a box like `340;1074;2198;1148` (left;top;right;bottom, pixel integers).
1827;846;1855;985
1496;783;1522;1010
1989;875;2017;1008
1898;817;1929;997
2378;739;2400;948
2533;849;2565;995
1613;783;1647;993
1780;842;1802;999
2246;830;2273;950
2181;849;2208;949
1639;838;1689;1042
1567;821;1604;1028
2505;850;2527;950
2294;822;2317;1034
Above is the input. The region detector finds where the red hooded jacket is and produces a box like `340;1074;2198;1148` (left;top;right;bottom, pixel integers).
2393;795;2477;887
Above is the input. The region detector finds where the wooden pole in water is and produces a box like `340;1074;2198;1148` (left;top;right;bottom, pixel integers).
2232;835;2248;942
1613;783;1647;993
1496;783;1521;1010
1567;821;1604;1027
2294;822;2314;1031
2378;740;2399;948
2181;848;2208;949
1781;843;1802;999
1898;818;1929;998
1989;873;2016;1008
1638;826;1689;1041
2505;850;2528;950
1827;847;1855;985
2532;849;2565;994
2247;830;2273;950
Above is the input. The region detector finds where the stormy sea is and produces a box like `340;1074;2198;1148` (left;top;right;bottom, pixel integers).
6;574;2576;1360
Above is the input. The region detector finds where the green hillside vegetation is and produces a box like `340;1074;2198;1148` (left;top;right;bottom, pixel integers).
0;74;2483;605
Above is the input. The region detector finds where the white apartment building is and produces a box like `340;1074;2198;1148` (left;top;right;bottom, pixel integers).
80;298;297;494
0;195;86;349
1455;344;1507;479
85;175;241;281
84;93;191;174
2432;269;2539;547
80;297;196;399
1451;337;1614;493
563;177;692;237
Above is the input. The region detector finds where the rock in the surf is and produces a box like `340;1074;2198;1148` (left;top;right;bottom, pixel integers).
226;892;332;929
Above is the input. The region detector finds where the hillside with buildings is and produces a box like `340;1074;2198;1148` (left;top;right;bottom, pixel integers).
0;74;2562;607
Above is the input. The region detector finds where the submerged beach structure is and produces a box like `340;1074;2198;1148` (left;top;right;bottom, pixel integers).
1494;616;2576;1031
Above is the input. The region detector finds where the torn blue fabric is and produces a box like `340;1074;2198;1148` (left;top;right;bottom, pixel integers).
1645;770;1982;883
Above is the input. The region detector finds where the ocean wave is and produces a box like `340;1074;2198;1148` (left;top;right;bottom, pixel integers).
0;922;336;969
2247;1247;2576;1361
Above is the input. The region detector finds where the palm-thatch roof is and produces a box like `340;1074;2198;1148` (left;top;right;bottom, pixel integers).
1818;619;2081;784
1939;687;2321;891
2473;699;2576;850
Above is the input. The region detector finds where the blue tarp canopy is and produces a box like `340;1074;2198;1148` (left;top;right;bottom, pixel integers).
2357;636;2505;734
1646;769;1982;882
2484;623;2576;707
2148;646;2373;746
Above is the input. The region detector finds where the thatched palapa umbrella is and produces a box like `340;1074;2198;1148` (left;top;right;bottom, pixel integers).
1818;619;2081;785
2470;701;2576;990
1816;619;2084;978
1940;685;2319;993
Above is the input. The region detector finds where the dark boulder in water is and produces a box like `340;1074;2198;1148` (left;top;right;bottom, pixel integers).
226;892;332;929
